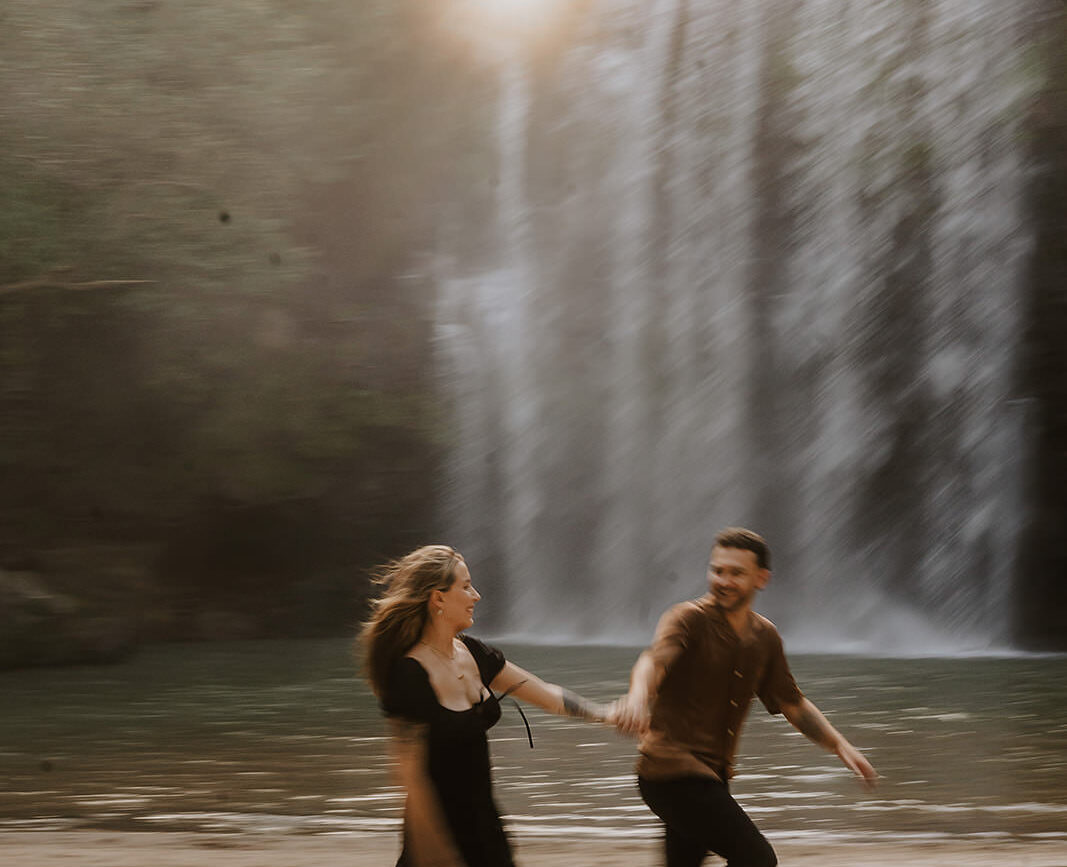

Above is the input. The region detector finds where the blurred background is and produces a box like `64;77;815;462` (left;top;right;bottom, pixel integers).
1;0;1065;669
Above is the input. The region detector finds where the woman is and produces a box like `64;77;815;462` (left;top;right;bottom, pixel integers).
360;545;614;867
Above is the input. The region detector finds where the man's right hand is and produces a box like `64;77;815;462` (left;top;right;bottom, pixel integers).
612;693;650;737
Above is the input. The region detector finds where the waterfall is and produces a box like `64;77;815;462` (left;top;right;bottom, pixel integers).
435;0;1035;652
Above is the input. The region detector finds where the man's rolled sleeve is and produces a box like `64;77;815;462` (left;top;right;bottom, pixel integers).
646;602;698;673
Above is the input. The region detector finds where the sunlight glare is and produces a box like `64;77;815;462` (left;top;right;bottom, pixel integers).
464;0;566;37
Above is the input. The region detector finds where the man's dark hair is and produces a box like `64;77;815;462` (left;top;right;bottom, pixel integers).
714;527;770;570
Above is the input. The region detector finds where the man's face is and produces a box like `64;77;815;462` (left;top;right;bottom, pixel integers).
707;545;769;612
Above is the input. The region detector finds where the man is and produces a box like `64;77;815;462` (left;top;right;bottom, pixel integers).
615;527;877;867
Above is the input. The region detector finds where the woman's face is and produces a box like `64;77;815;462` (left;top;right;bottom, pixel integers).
436;559;481;631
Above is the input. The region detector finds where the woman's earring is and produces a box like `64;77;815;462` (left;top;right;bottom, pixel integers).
436;608;443;616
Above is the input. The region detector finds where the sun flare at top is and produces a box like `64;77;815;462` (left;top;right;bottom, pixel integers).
462;0;567;38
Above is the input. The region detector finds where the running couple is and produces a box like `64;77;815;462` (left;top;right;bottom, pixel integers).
359;527;877;867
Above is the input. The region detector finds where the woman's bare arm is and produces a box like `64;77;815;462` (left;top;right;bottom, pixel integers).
389;719;464;866
489;661;613;723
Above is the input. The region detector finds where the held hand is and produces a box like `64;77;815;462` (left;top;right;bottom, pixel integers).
612;694;650;737
836;740;878;791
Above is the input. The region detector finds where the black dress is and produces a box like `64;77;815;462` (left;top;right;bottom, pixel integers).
383;635;515;867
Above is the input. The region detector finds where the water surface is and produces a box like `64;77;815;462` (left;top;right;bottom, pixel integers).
2;639;1064;841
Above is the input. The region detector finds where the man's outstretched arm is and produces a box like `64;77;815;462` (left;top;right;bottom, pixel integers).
614;650;661;735
614;609;689;735
780;697;878;789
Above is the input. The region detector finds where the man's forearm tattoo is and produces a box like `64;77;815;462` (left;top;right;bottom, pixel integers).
561;689;604;722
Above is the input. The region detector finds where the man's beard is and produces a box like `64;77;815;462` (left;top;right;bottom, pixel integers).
713;587;754;611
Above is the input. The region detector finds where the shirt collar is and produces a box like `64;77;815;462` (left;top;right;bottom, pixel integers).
704;596;761;644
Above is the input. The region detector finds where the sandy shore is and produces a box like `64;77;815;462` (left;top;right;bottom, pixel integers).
2;831;1067;866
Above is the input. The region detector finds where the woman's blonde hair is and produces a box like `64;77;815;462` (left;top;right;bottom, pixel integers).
359;544;462;696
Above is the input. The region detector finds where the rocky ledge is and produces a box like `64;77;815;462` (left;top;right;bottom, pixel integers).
0;567;140;670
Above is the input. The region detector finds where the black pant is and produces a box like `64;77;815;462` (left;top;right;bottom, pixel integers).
638;775;777;867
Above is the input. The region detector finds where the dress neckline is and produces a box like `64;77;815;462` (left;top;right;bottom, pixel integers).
402;653;492;713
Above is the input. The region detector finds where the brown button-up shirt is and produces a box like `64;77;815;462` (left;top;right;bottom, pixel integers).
636;595;803;782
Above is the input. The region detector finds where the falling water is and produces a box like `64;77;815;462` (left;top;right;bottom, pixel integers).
435;0;1036;652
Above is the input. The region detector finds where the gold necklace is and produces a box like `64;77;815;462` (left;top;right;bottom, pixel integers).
421;641;464;679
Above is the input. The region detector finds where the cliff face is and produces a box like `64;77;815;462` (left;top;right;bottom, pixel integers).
0;549;148;669
0;0;482;669
1017;1;1067;649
